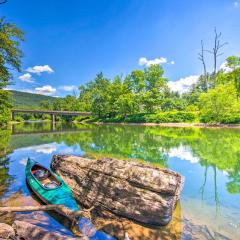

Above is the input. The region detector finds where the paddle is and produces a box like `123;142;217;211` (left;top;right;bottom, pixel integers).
0;204;93;220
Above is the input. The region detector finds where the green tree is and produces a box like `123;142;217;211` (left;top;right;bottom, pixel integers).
79;73;111;118
0;18;24;125
226;56;240;69
216;56;240;98
226;56;240;98
0;18;24;87
199;84;240;123
124;70;145;112
143;64;168;113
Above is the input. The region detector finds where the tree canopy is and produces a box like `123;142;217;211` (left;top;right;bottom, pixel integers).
0;18;24;126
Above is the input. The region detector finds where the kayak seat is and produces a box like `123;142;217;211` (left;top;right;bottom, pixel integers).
33;169;50;181
44;181;59;189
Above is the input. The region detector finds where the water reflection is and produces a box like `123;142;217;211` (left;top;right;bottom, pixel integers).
0;123;240;239
0;128;13;198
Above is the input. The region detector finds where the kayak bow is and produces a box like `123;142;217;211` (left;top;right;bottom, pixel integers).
26;158;115;240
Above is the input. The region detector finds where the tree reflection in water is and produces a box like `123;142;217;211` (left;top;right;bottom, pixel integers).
0;128;12;197
4;123;240;239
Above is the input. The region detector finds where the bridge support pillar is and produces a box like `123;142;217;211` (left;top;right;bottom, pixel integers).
51;114;56;124
11;111;15;121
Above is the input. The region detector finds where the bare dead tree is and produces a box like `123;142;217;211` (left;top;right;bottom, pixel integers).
207;28;228;87
72;89;78;98
198;40;208;91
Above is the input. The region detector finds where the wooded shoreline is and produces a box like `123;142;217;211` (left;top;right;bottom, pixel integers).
10;119;240;129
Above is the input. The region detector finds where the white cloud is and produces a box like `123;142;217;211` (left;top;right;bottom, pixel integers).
26;65;54;75
220;61;233;73
3;87;13;91
19;73;34;83
167;145;199;164
170;61;175;65
234;1;239;7
59;85;78;91
139;57;168;66
35;85;56;96
168;75;199;94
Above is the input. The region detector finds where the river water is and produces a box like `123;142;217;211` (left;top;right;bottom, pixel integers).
0;122;240;239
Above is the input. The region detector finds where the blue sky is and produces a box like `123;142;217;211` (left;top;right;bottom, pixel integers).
1;0;240;96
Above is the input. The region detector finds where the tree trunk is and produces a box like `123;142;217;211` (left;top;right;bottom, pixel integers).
51;155;184;226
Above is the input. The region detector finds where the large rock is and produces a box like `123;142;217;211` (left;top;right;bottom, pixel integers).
13;221;76;240
51;155;184;226
0;223;15;239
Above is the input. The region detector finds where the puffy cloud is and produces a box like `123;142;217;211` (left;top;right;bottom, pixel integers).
59;85;78;91
35;85;56;95
220;61;233;73
19;73;34;83
139;57;168;66
168;75;199;94
26;65;54;75
170;61;175;65
234;1;239;7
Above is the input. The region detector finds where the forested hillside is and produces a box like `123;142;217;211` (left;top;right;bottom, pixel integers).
10;90;56;109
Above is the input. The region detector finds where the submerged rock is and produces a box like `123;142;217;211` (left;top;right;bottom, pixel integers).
13;221;76;240
51;155;184;226
0;223;15;239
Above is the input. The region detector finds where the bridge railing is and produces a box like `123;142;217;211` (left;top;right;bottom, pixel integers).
12;109;91;116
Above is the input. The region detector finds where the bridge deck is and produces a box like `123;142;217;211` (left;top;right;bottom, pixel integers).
12;109;91;116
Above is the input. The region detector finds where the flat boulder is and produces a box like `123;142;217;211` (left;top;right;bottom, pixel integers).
0;223;15;239
13;221;75;240
51;155;184;226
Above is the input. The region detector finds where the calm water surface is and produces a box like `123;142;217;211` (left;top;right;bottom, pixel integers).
1;122;240;239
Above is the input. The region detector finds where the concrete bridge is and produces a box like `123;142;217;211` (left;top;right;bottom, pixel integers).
11;109;91;123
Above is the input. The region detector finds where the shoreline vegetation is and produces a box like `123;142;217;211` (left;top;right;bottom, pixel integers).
10;118;240;129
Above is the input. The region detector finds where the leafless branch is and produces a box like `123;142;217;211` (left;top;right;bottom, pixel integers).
206;27;228;88
198;40;208;90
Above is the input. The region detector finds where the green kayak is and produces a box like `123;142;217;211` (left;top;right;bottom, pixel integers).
26;158;116;240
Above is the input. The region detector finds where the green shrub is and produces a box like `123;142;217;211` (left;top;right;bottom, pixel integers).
42;114;51;120
199;84;240;123
98;112;199;123
220;114;240;124
200;113;240;124
13;116;24;122
74;116;94;123
125;113;150;123
152;111;198;123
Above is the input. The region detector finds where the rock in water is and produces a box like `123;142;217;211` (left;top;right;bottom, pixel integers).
0;223;15;239
13;221;75;240
51;155;184;226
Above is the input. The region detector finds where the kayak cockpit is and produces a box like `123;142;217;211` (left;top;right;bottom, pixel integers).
31;164;62;190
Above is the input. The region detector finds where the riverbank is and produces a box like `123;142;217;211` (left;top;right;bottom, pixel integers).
9;119;240;129
75;111;240;128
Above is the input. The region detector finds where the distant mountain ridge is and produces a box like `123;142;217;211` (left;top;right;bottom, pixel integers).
10;90;56;109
